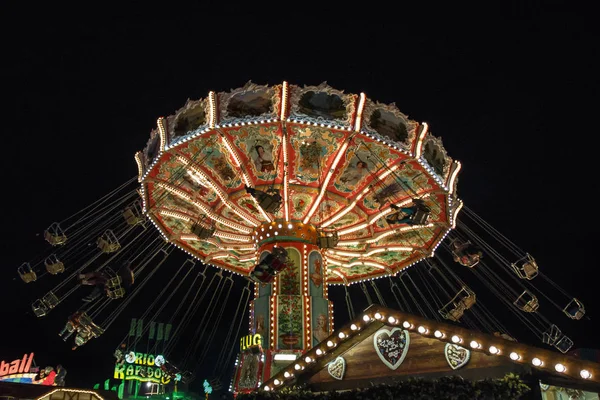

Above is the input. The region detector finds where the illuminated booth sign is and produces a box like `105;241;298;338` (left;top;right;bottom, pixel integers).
114;352;171;384
0;353;38;384
240;334;263;353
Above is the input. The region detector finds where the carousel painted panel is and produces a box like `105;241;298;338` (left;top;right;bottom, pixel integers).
276;295;305;351
421;135;452;182
219;205;255;228
310;197;347;226
331;138;403;196
230;190;269;223
288;82;357;127
288;189;317;221
361;100;419;151
178;134;244;189
227;123;283;184
168;99;209;143
218;82;279;122
183;237;222;256
308;251;325;298
277;247;301;296
288;124;348;186
157;214;191;236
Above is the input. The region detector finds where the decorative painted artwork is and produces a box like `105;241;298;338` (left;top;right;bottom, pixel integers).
308;251;324;297
373;328;410;370
444;343;470;370
311;297;329;346
327;356;346;380
237;353;261;390
277;295;303;350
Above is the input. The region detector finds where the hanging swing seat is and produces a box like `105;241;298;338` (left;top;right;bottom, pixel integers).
44;222;67;246
554;334;574;353
246;186;282;214
563;298;585;320
410;203;431;225
249;247;289;283
450;239;481;268
258;190;282;214
107;287;126;299
180;371;195;384
31;291;59;317
97;230;121;253
514;290;539;312
191;222;215;239
439;286;476;321
18;262;37;283
542;324;562;346
511;253;538;280
317;230;339;249
45;255;65;275
123;201;145;226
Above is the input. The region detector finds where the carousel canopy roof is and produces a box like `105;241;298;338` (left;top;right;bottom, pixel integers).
137;82;463;284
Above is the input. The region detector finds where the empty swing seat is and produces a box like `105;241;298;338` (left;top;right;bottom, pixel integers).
31;299;50;317
511;254;539;280
45;255;65;275
97;230;121;253
123;201;144;226
44;222;67;246
317;231;339;249
514;290;539;312
191;223;215;239
410;206;431;225
563;298;585;320
554;335;574;353
108;287;126;299
258;193;282;214
18;263;37;283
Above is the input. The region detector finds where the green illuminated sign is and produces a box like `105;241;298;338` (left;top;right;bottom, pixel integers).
114;352;171;384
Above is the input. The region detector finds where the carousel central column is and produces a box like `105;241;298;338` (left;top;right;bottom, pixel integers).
242;220;332;390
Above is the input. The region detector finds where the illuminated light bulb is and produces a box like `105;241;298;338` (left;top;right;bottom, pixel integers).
274;231;278;235
531;357;543;367
274;379;280;385
374;312;382;320
278;224;282;228
451;335;462;344
338;332;346;339
261;228;264;231
294;364;301;370
288;224;293;229
402;321;412;329
418;326;428;334
266;233;270;237
264;386;270;391
434;330;444;338
305;356;312;363
350;324;358;331
363;314;371;322
554;363;566;373
326;340;335;347
284;371;291;378
470;340;481;349
488;346;500;354
316;349;323;356
269;225;273;230
260;236;263;240
580;370;592;379
510;352;520;361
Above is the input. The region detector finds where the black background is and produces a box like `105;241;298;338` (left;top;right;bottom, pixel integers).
1;2;598;394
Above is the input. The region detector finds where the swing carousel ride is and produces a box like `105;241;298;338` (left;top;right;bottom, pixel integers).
18;82;592;390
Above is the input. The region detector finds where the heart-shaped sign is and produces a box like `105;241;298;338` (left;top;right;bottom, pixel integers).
445;343;470;370
373;328;410;370
327;356;346;380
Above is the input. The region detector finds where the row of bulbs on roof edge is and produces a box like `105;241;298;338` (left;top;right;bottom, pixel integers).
142;116;447;185
262;311;593;392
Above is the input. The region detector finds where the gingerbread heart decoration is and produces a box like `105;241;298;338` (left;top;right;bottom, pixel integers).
445;343;470;370
327;356;346;380
373;328;410;370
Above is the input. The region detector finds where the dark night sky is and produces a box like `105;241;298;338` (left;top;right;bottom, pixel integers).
1;1;599;393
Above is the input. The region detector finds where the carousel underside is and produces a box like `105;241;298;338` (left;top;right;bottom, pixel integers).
138;82;462;284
